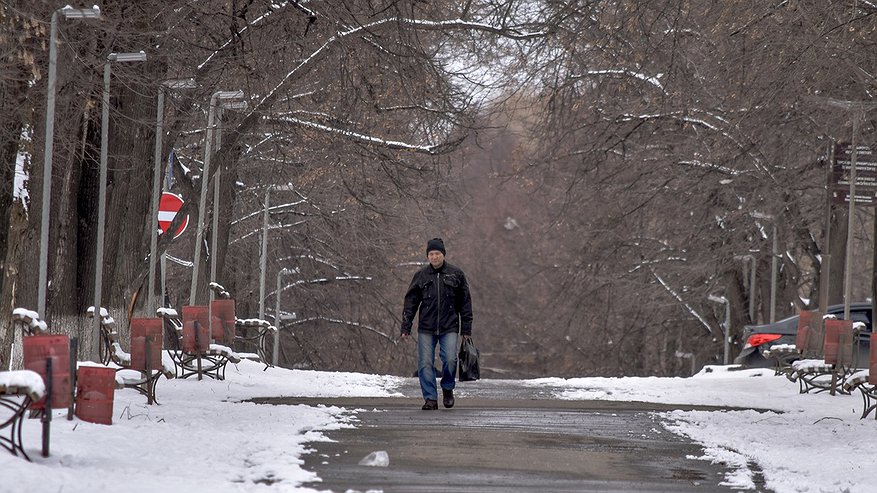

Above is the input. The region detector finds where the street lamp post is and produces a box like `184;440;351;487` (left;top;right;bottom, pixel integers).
770;223;778;323
748;256;756;322
195;99;247;344
38;5;101;319
751;211;778;322
148;78;196;315
207;99;247;339
258;184;295;321
274;267;297;365
92;51;147;361
259;191;270;321
189;90;244;308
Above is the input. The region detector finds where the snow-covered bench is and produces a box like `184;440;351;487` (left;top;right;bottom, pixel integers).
208;282;276;368
0;370;46;461
763;344;800;378
785;318;862;395
788;359;842;394
235;318;277;368
841;370;877;419
87;307;175;404
13;308;76;420
157;306;242;381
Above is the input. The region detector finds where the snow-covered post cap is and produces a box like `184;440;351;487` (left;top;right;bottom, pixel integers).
86;306;109;318
12;307;48;334
156;307;178;318
208;282;230;299
12;307;40;321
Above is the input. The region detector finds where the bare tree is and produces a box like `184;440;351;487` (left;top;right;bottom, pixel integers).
0;0;548;370
505;0;877;374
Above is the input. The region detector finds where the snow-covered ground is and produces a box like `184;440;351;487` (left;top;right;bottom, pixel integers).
1;361;875;492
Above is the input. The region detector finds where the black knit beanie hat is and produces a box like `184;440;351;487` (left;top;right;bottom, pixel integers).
426;237;446;255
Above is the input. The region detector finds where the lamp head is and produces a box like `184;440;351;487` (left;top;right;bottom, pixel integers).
214;90;245;100
220;100;248;110
162;78;197;89
61;5;101;19
108;51;147;63
707;294;728;304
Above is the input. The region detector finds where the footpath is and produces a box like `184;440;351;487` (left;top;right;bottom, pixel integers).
256;379;766;493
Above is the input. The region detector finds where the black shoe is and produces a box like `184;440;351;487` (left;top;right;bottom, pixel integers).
442;388;455;408
422;399;438;410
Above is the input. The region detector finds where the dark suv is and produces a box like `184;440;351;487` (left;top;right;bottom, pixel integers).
734;302;873;367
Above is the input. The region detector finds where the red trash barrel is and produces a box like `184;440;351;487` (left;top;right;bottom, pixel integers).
795;311;813;352
803;311;825;357
23;335;72;410
870;336;877;385
182;306;209;352
210;299;236;345
130;318;163;371
823;319;842;366
75;366;116;425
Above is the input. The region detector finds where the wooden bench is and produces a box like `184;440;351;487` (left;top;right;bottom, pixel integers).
11;308;74;457
156;306;241;380
234;318;277;368
763;344;800;379
840;334;877;419
841;370;877;419
208;282;276;368
0;370;46;461
788;359;842;394
763;310;821;382
787;318;863;394
782;313;837;393
87;307;175;404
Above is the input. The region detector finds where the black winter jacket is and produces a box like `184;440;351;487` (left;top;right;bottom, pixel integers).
401;262;473;336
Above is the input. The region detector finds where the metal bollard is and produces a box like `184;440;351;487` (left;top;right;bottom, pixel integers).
42;357;52;458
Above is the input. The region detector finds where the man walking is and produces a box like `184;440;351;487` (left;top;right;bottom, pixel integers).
400;238;473;410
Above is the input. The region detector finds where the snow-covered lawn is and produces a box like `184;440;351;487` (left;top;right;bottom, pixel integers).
3;361;403;492
2;361;875;492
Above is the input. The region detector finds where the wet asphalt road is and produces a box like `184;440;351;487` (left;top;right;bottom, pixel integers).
254;379;769;493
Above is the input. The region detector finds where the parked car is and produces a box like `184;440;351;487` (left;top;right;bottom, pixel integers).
734;302;873;368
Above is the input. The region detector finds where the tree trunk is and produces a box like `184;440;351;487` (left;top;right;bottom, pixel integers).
0;202;31;369
0;88;26;298
0;63;35;368
102;81;155;317
723;267;748;354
